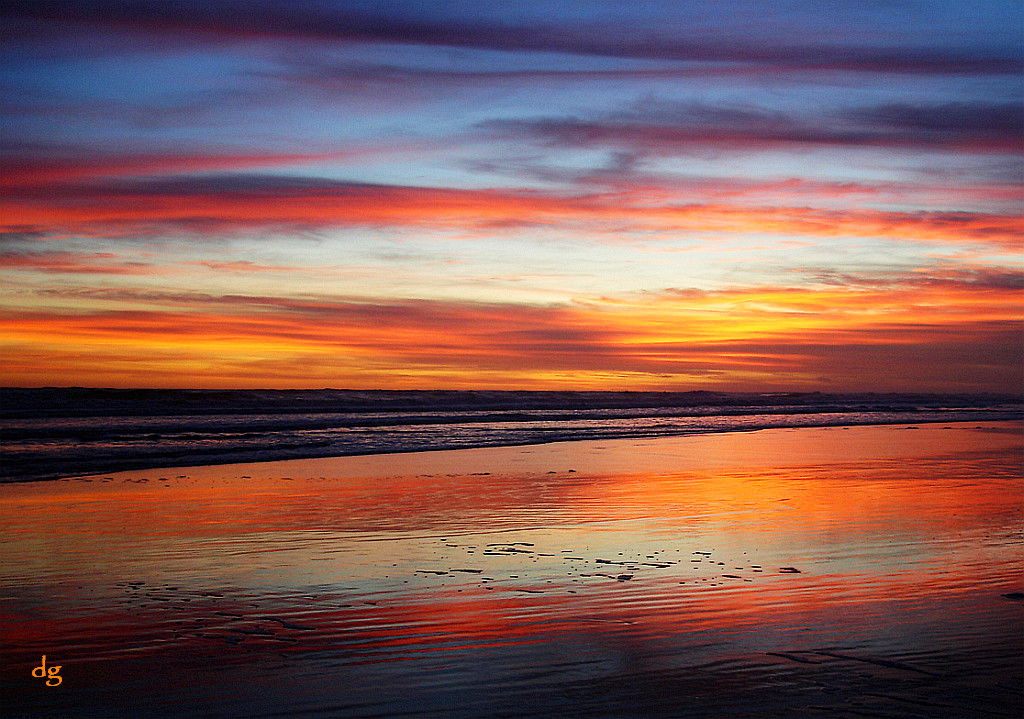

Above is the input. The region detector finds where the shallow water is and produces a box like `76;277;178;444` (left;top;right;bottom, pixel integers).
3;388;1020;482
2;423;1022;718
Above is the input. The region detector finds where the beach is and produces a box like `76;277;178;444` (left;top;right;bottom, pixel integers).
6;3;1022;717
2;422;1021;718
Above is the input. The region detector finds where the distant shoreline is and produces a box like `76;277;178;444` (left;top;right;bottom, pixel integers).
2;387;1021;419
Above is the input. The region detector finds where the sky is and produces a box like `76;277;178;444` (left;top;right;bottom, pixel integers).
1;0;1021;391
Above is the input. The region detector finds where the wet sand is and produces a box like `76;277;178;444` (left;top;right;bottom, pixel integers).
2;422;1022;718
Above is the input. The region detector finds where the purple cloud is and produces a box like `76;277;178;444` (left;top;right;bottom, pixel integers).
4;1;1021;75
480;99;1024;154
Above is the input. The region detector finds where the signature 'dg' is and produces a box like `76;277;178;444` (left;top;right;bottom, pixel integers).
32;655;62;686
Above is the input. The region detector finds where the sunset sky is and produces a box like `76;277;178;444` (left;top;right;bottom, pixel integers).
1;1;1021;391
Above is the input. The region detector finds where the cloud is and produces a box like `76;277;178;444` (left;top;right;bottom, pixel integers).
465;155;1024;209
260;60;839;96
799;266;1024;291
3;172;1020;248
0;228;50;246
847;102;1024;151
9;280;1020;391
189;260;311;273
0;250;166;275
480;99;1024;155
0;144;411;187
4;1;1020;75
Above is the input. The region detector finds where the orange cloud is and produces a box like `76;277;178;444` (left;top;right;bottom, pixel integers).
2;176;1021;248
2;280;1019;390
0;251;170;275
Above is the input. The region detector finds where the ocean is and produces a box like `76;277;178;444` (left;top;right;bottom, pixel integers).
2;388;1021;482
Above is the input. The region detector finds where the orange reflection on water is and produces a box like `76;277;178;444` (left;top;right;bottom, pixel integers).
1;423;1021;718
